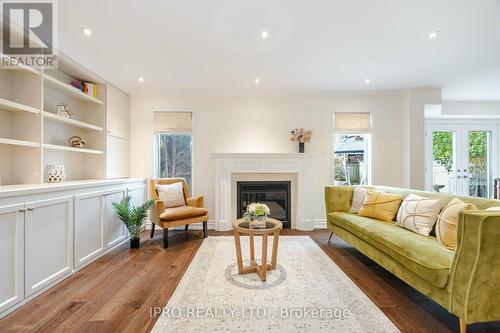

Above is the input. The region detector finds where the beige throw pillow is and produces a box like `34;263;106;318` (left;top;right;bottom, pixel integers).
396;194;442;236
358;191;402;222
349;187;369;214
156;182;186;208
486;207;500;211
435;197;477;250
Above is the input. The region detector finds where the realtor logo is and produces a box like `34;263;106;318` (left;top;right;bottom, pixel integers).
1;0;58;68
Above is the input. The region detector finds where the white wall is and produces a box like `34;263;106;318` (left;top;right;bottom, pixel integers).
441;101;500;116
131;91;411;223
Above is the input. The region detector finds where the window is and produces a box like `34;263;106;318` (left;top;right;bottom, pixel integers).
157;133;193;190
333;113;372;185
154;112;193;191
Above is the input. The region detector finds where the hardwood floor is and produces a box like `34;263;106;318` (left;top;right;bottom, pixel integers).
0;229;499;333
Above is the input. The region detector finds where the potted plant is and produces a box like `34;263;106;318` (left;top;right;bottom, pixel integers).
290;128;313;153
113;196;154;249
244;202;271;228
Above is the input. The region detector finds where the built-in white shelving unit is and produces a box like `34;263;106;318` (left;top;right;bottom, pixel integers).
44;74;104;104
42;111;103;131
43;143;103;155
0;53;111;186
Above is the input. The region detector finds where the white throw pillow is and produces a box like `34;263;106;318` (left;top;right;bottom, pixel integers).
486;207;500;211
156;182;185;208
396;194;442;236
349;187;369;214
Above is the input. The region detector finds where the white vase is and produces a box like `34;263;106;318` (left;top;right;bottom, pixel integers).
45;165;65;183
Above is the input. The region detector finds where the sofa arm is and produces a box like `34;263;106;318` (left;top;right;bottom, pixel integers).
449;211;500;324
324;186;354;214
187;196;204;208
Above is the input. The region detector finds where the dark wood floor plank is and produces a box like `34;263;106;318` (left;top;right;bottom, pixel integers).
0;229;499;333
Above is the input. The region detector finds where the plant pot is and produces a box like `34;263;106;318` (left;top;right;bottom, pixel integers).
130;237;140;249
250;215;267;229
298;142;305;153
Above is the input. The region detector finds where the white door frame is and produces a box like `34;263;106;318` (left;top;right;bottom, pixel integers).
425;119;499;197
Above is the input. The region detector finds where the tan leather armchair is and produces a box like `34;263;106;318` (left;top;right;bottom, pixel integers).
150;178;208;248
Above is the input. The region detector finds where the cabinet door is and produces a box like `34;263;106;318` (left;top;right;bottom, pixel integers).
74;192;104;268
103;189;127;249
106;134;129;179
0;204;24;313
25;196;73;297
127;185;147;234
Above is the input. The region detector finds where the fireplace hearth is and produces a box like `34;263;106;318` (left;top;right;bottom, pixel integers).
237;181;291;229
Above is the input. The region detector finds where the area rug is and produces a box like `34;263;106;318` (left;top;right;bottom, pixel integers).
151;236;400;333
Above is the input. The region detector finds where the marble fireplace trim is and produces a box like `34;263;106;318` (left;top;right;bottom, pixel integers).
231;173;298;229
214;153;320;231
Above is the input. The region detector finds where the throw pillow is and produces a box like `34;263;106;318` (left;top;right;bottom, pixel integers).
156;182;186;208
358;191;403;222
435;198;477;250
486;207;500;211
396;194;442;236
349;187;370;214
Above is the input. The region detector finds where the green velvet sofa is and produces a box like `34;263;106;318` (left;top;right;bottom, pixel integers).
325;185;500;332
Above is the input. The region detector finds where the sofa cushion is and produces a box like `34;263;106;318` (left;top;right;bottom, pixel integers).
358;191;402;222
329;212;454;288
160;206;208;221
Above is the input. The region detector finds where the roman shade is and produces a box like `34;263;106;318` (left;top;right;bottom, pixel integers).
153;112;192;132
334;112;372;133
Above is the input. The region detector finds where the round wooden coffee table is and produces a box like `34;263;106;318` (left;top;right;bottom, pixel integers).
232;218;282;281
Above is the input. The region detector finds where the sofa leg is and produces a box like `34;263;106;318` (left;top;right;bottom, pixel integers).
163;228;169;248
150;223;156;238
460;318;467;333
185;224;189;231
328;232;334;242
203;221;208;239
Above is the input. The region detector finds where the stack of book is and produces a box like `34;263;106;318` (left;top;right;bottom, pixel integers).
70;80;98;98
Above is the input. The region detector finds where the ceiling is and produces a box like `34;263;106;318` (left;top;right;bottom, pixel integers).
59;0;500;100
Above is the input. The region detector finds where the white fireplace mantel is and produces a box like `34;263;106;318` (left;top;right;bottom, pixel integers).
213;152;324;231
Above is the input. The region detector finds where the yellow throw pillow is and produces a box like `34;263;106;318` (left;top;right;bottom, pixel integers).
435;198;477;250
358;191;402;222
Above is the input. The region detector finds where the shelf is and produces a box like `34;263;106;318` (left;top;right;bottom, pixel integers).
0;138;40;148
0;97;40;114
1;54;41;75
44;75;103;105
43;111;103;131
43;143;103;155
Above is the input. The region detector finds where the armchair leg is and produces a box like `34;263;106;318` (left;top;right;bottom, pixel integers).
150;223;156;238
185;224;189;231
163;228;169;248
203;221;208;239
328;232;334;242
460;318;467;333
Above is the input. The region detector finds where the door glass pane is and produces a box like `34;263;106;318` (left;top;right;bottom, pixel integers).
432;131;455;194
468;131;490;198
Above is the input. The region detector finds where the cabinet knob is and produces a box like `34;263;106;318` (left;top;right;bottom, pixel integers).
27;207;34;211
19;208;26;212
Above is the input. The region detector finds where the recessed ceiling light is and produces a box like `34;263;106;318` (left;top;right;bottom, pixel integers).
365;78;371;84
261;31;269;39
254;78;260;84
82;28;92;36
138;77;144;83
428;31;442;39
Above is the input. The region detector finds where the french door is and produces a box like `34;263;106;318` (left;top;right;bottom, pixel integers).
425;123;498;198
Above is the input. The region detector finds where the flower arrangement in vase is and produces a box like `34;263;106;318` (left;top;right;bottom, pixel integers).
244;203;271;228
290;128;312;153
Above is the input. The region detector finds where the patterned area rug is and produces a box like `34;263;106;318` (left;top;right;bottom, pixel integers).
152;236;400;333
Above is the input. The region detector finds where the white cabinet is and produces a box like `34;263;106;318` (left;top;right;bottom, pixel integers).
106;84;130;179
74;192;104;268
0;204;24;313
103;188;126;249
128;185;146;208
24;196;73;297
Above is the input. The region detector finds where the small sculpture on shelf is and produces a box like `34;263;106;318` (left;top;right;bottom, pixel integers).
69;136;86;148
56;103;73;119
45;165;65;183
